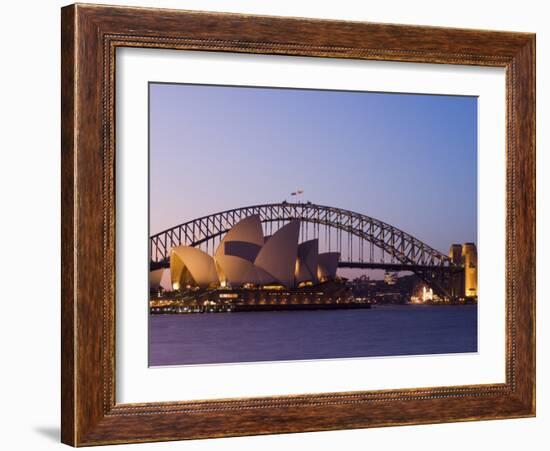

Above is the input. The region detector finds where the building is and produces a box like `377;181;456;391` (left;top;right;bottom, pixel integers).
384;271;397;285
449;244;463;265
462;242;478;298
448;242;478;299
448;243;465;298
149;268;170;294
169;215;340;291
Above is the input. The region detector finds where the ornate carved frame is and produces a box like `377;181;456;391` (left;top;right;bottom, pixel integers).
61;3;535;446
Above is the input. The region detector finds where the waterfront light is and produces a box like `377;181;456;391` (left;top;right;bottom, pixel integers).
422;286;433;302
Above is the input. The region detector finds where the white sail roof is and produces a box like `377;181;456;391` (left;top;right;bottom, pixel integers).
216;255;276;287
170;246;219;288
295;239;319;284
317;252;340;280
167;216;342;291
215;215;264;262
149;268;169;291
254;220;300;288
149;268;163;290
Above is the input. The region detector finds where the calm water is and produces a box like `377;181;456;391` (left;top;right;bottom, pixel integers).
148;305;477;366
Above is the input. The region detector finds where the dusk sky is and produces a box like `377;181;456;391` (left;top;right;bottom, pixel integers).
149;82;477;256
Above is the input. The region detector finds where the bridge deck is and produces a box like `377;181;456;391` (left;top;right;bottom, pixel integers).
151;259;456;273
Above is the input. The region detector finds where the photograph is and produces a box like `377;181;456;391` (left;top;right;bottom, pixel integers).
148;82;479;366
0;0;542;447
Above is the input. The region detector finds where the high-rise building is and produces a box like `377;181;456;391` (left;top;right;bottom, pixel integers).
462;243;478;298
448;243;478;300
449;244;465;298
449;244;463;265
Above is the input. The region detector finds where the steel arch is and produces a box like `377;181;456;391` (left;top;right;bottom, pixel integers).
150;202;452;267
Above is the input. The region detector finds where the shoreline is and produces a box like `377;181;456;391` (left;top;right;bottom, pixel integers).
149;302;477;314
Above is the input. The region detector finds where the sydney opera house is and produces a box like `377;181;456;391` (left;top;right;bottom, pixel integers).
150;215;355;312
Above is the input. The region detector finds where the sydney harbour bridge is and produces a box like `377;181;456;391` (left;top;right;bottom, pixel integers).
149;202;463;297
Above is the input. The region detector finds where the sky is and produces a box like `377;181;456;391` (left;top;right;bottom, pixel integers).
149;82;477;257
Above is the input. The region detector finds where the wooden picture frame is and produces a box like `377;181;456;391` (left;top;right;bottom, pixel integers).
61;3;535;446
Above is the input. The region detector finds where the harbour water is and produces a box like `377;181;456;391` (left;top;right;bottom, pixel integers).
148;304;477;366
